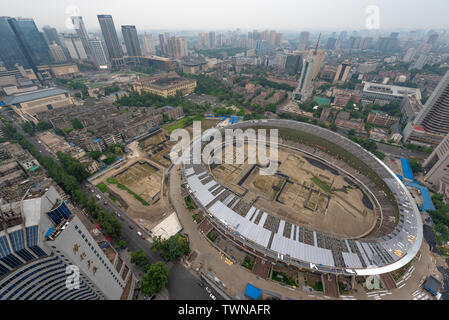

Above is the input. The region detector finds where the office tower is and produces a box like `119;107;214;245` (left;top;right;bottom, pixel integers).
197;33;203;49
294;54;318;102
334;60;351;84
413;70;449;136
209;31;216;49
0;17;29;69
284;54;302;75
298;32;309;51
43;26;62;46
7;17;52;69
203;32;210;49
216;33;223;48
71;16;92;59
88;38;109;68
121;25;142;57
377;36;399;53
141;35;155;56
0;185;136;300
49;43;67;62
158;34;166;55
326;37;337;50
390;32;399;39
62;34;88;60
310;49;324;79
167;36;188;59
423;132;449;194
97;15;123;60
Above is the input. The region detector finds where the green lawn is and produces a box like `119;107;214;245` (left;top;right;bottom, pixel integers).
166;115;204;134
96;182;108;193
310;176;332;193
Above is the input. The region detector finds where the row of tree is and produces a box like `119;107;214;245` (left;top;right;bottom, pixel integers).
1;121;122;239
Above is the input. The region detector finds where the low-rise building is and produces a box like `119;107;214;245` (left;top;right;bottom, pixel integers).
367;111;400;127
133;72;197;98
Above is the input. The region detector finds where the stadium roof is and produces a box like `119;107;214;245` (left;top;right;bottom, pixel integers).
182;119;423;276
2;88;68;106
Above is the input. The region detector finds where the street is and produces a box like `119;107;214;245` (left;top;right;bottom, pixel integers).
2;110;216;300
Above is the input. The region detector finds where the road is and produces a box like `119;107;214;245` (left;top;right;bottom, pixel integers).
2;110;216;300
376;142;430;161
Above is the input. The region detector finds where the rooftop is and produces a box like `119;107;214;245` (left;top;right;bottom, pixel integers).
2;88;69;105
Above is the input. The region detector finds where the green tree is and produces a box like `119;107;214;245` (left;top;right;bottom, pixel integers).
21;121;35;136
151;234;190;261
71;118;84;129
140;262;169;296
410;158;423;174
130;250;148;269
118;240;127;248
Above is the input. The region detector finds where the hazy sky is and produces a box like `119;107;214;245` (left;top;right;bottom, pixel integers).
1;0;448;32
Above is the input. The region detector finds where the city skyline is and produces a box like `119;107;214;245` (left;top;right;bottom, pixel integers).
2;0;449;32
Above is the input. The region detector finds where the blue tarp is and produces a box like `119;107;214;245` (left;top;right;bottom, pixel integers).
401;158;415;181
405;181;436;212
244;283;262;300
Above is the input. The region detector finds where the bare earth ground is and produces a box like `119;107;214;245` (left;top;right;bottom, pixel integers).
210;143;376;238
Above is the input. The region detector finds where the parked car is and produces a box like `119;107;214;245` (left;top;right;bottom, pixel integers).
205;287;211;293
198;282;204;287
129;225;134;230
137;231;145;239
209;294;216;300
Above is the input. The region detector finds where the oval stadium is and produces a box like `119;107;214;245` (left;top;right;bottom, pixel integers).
181;119;423;276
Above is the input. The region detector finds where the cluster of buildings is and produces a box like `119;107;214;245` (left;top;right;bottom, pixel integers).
133;72;197;98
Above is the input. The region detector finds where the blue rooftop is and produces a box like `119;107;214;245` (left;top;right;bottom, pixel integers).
44;227;55;238
405;181;436;212
244;283;262;300
400;158;415;181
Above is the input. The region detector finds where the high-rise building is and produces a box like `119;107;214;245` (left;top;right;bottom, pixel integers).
158;34;166;55
298;32;310;51
62;34;88;60
0;17;30;69
71;16;92;60
326;37;337;50
334;60;351;84
97;15;123;67
403;47;416;63
49;43;67;62
209;32;216;49
413;70;449;136
294;53;318;101
274;33;283;46
423;132;449;198
141;35;155;56
88;38;109;68
7;17;52;69
121;25;142;57
0;185;136;300
167;36;188;59
42;26;62;46
284;54;302;75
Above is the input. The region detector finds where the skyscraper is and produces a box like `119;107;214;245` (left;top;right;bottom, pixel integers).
284;54;302;75
423;132;449;196
326;37;337;50
413;70;449;136
167;36;188;59
294;53;318;102
0;17;29;69
7;17;52;69
49;43;67;62
0;185;136;300
158;34;166;55
71;16;92;60
141;34;155;56
334;60;351;84
88;38;109;68
97;15;123;67
62;34;88;60
298;32;310;51
43;26;62;46
121;25;142;57
209;31;216;49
